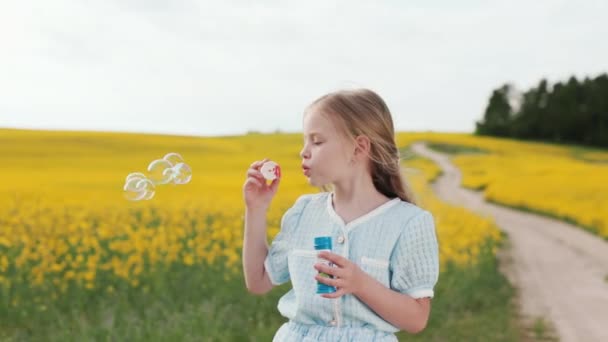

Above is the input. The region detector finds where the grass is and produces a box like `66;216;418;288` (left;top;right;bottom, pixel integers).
400;239;520;342
0;240;521;341
426;143;489;155
532;317;548;340
516;316;558;342
472;133;608;155
0;262;286;341
569;147;608;163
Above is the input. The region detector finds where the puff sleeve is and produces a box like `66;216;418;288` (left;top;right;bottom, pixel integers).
390;210;440;299
263;194;312;285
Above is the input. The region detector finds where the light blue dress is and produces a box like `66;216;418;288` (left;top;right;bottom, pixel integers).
264;192;440;341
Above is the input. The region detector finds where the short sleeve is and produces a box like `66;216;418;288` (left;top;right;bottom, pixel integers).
264;194;312;286
390;210;439;299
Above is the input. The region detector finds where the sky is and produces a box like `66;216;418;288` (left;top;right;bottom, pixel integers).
1;0;607;137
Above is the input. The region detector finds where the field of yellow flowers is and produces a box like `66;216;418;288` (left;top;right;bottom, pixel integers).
0;128;516;341
396;133;608;239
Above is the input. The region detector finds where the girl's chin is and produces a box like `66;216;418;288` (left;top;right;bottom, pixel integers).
305;175;320;187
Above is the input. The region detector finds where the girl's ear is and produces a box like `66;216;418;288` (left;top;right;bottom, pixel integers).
353;135;371;159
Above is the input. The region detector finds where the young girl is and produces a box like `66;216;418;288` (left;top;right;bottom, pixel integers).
242;88;439;341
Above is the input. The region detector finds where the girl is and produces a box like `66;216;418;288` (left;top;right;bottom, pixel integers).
242;88;439;341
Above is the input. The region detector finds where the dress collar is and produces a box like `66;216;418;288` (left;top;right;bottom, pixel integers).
326;191;400;231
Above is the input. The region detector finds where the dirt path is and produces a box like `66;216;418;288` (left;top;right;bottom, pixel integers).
411;142;608;342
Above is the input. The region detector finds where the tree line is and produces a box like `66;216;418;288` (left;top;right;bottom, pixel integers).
475;73;608;148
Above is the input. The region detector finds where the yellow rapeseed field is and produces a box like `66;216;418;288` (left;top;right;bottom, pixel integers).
397;132;608;238
0;128;502;309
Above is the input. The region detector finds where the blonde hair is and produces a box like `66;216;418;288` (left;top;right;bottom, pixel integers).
305;88;417;204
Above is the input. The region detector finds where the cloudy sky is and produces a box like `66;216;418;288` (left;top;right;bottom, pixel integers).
1;1;607;137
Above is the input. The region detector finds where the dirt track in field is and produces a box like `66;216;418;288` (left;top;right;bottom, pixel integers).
412;142;608;342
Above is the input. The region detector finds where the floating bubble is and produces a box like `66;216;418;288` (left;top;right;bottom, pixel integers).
137;178;155;191
125;172;146;183
124;177;155;201
124;176;144;192
141;190;155;200
124;173;146;190
162;167;178;182
137;178;155;200
124;190;147;201
124;186;152;201
163;152;184;166
147;159;174;185
123;152;191;201
260;161;280;180
172;162;192;184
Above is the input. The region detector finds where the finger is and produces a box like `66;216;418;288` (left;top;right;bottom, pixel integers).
249;158;270;170
314;263;343;278
321;289;346;299
248;160;263;170
318;251;348;267
244;177;263;189
246;169;266;182
314;274;339;287
248;164;264;173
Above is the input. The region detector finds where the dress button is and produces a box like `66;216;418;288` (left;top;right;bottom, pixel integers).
337;236;345;244
329;319;337;326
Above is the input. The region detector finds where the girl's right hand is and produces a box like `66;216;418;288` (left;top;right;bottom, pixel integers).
243;158;280;211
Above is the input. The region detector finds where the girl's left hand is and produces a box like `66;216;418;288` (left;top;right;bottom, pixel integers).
314;251;368;299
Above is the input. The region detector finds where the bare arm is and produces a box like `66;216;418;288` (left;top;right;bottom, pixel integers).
242;158;280;295
354;274;431;334
242;207;274;295
315;251;432;334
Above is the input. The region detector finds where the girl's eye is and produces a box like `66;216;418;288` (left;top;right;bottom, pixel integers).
313;142;323;145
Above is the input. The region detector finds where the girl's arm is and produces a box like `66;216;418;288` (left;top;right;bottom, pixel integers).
242;207;274;295
354;275;431;334
242;158;280;295
314;251;433;334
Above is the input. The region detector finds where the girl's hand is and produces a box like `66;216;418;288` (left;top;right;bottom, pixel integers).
243;158;280;211
314;251;368;299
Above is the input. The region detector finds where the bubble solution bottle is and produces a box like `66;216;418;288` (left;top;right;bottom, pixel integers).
314;236;337;294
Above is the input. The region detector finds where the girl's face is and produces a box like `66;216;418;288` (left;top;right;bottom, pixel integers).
300;109;353;187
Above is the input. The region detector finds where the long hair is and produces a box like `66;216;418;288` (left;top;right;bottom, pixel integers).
305;88;417;204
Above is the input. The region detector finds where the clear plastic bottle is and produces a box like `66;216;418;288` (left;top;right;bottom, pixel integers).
314;236;337;294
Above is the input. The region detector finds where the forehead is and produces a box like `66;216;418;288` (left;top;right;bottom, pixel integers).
302;109;334;136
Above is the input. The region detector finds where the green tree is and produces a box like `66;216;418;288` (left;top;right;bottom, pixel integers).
477;73;608;147
475;84;513;137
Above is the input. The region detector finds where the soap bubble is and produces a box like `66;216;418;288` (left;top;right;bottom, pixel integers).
147;159;174;185
124;176;155;201
163;152;184;166
123;152;192;201
124;190;146;201
172;162;192;184
135;178;155;200
126;172;146;183
124;174;145;191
